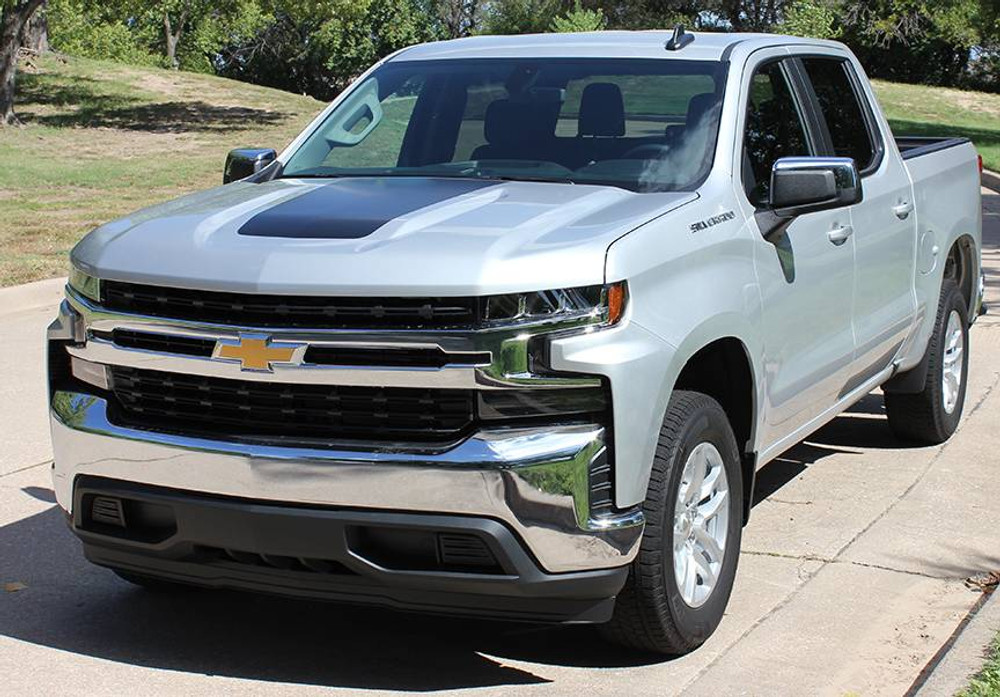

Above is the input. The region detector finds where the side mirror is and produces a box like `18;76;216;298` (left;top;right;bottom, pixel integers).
769;157;862;218
224;148;277;184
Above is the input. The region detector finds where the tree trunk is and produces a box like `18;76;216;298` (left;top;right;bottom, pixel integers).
0;0;45;125
20;1;47;53
163;10;186;69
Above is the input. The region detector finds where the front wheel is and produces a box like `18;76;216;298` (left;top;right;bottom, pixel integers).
600;391;743;654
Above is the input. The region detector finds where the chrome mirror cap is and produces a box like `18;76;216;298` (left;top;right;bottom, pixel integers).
769;156;862;218
224;148;278;184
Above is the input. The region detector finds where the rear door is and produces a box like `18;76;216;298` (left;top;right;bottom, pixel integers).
797;55;917;384
738;55;858;450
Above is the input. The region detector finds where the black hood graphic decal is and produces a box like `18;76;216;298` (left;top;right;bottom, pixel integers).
238;177;498;239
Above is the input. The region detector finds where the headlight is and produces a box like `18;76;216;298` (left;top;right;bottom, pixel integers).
68;266;101;303
482;282;627;327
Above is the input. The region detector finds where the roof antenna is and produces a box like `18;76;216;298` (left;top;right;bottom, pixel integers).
665;24;694;51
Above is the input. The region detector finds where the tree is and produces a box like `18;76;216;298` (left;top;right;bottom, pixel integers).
481;0;561;35
1;0;46;125
839;0;984;85
20;0;46;51
781;0;839;39
153;1;233;69
215;0;434;100
717;0;784;31
435;0;484;39
551;0;605;32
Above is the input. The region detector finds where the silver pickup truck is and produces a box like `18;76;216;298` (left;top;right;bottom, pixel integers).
48;29;984;654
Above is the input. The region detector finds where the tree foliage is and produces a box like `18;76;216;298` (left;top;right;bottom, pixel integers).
27;0;1000;102
781;0;839;40
551;1;605;32
481;0;560;35
214;0;434;99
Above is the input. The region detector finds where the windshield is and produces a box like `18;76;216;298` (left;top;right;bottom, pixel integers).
282;58;727;192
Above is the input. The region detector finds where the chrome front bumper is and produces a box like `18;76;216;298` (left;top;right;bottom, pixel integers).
49;288;645;574
51;392;643;574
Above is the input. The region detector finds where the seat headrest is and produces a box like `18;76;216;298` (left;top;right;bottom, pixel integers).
483;99;558;146
578;83;625;137
686;93;720;127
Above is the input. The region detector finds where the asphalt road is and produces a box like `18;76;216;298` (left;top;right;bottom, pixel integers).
2;193;999;696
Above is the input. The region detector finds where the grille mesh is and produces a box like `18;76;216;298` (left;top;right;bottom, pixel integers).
102;281;480;329
108;366;475;443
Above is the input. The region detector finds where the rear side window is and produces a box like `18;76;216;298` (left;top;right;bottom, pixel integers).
743;60;812;205
801;58;878;171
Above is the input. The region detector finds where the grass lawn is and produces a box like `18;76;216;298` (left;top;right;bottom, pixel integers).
960;630;1000;697
0;54;322;287
2;55;1000;287
874;79;1000;175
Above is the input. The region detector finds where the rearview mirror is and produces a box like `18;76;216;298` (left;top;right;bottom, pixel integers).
769;157;862;217
224;148;277;184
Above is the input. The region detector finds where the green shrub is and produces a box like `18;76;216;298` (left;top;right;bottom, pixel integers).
47;0;161;67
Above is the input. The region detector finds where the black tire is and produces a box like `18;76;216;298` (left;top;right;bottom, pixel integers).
885;281;970;444
600;391;743;655
112;569;195;593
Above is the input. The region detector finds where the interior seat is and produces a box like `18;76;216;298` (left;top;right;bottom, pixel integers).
565;82;627;168
471;99;559;162
665;92;720;146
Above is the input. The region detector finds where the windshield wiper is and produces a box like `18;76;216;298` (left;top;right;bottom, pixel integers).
475;173;577;185
280;172;345;179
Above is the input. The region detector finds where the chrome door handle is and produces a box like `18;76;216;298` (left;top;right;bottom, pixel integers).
828;224;853;245
893;202;914;220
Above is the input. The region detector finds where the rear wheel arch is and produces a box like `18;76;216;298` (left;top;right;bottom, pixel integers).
944;234;977;318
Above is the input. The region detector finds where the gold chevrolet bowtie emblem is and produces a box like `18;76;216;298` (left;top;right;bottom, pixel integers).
213;335;304;372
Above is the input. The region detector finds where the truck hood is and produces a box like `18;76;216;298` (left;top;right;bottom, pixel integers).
72;177;697;296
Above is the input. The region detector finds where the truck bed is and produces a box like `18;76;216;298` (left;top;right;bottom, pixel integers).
896;136;972;160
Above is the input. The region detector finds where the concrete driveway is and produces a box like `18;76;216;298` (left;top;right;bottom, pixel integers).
2;193;999;696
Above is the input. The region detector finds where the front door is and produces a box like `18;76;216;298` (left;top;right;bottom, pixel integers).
738;57;857;450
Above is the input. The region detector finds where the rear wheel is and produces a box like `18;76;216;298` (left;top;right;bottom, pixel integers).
885;281;969;444
600;391;743;654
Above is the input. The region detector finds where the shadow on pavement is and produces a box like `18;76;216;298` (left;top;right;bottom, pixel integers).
752;392;924;506
0;504;667;691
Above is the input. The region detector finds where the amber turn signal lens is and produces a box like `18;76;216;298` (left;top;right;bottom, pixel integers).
607;282;627;325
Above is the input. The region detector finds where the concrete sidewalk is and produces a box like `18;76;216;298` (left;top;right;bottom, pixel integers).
0;197;998;696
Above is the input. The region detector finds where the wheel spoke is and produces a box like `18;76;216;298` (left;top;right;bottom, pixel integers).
673;524;688;550
692;550;718;590
945;346;962;367
693;524;724;563
683;549;698;600
945;370;959;396
684;450;706;506
699;464;721;503
697;488;728;522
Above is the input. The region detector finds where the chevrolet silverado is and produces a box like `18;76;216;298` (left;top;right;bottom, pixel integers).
48;29;985;654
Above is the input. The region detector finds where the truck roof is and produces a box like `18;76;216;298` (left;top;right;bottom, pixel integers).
394;31;845;63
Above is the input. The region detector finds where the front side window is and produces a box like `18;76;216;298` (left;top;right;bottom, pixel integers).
801;57;878;171
743;60;812;205
282;58;728;192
